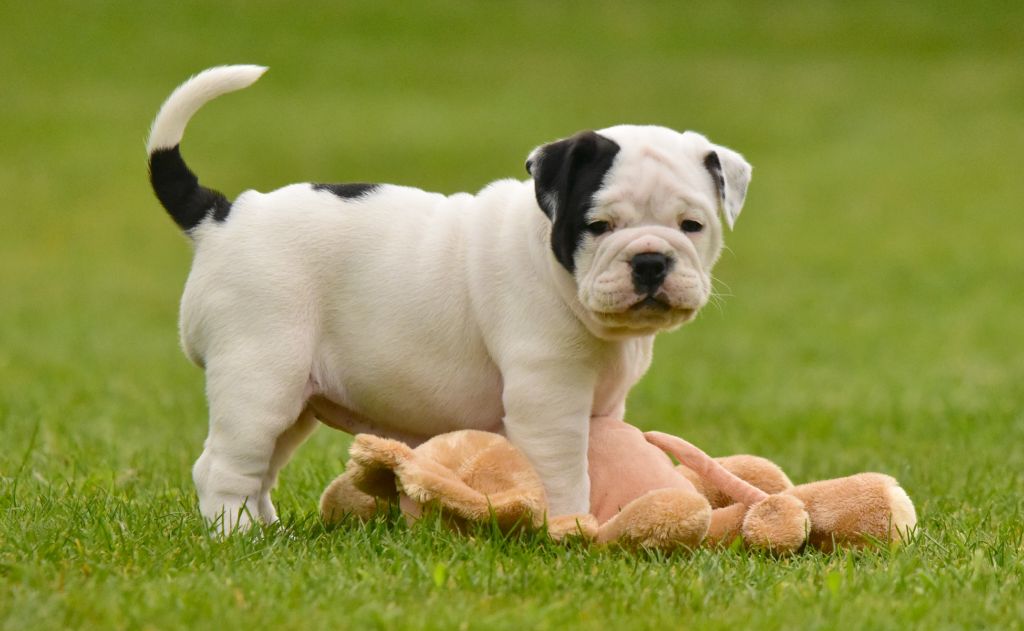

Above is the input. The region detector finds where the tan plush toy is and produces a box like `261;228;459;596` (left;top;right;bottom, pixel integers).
320;416;917;553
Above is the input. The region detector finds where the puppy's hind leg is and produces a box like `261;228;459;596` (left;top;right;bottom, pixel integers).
257;407;319;523
192;351;312;534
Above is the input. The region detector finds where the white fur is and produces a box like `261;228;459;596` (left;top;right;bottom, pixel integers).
150;66;751;531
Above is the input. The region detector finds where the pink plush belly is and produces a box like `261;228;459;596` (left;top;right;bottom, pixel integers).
588;417;697;524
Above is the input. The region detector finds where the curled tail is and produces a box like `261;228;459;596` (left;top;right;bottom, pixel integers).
146;65;267;233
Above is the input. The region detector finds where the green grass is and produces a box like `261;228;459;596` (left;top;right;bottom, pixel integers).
2;1;1023;629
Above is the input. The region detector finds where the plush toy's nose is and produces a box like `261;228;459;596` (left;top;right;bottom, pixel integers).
631;252;672;293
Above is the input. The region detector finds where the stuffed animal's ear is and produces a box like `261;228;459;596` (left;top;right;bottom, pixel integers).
319;467;383;523
702;145;752;230
525;130;620;220
347;434;411;498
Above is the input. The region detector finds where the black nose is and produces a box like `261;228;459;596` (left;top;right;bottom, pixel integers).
631;252;672;293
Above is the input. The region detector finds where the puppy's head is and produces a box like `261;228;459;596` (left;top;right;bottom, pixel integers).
527;125;751;337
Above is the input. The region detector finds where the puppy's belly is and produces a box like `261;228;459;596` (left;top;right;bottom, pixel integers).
309;396;429;446
308;363;506;445
309;396;505;446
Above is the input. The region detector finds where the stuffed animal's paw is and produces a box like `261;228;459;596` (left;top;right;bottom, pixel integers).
598;488;712;551
741;494;809;554
547;514;599;542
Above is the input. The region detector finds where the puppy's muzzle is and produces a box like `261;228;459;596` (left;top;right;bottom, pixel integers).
630;252;674;295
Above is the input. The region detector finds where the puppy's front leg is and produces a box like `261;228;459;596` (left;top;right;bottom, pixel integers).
502;367;595;516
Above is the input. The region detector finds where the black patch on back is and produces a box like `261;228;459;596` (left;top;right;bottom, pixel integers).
149;145;231;232
312;182;379;200
529;131;621;272
703;151;726;206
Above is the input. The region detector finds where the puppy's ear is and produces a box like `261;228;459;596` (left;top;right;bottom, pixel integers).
526;131;620;220
703;145;752;230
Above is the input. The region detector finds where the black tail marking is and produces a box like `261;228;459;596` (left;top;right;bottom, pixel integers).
149;145;231;232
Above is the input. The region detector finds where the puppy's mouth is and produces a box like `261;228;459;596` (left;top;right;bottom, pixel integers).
630;295;671;312
588;290;700;336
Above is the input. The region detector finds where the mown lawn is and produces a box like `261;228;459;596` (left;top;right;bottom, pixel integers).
2;2;1022;629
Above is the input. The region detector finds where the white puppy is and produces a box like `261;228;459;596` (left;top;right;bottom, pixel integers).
146;65;752;531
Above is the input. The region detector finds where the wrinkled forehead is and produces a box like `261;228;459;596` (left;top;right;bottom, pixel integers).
593;125;718;212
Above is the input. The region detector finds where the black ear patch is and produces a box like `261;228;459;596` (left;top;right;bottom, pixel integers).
703;151;726;206
529;131;620;272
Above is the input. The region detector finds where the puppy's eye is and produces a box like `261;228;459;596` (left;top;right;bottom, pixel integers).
681;219;704;233
586;221;612;236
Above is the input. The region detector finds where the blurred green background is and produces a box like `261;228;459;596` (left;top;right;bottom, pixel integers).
1;2;1022;629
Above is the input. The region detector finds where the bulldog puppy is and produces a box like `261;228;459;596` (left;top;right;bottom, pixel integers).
145;66;752;531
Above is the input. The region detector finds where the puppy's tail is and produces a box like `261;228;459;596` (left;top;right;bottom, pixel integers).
146;65;268;233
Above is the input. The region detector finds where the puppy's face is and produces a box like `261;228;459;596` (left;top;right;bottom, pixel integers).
527;125;751;337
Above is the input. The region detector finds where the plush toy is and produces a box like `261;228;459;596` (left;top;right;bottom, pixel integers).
320;416;917;553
